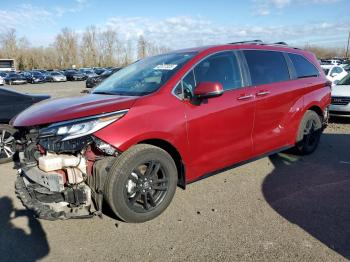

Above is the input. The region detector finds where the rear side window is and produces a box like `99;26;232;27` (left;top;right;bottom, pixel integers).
244;50;290;85
288;53;319;79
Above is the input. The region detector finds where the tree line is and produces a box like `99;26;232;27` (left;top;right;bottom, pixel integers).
0;27;170;71
0;27;347;71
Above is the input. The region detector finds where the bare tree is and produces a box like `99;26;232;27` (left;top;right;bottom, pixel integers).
137;35;147;59
0;28;18;59
80;26;98;67
54;27;79;68
98;28;120;67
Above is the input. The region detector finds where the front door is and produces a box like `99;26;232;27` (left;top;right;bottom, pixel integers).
182;51;256;181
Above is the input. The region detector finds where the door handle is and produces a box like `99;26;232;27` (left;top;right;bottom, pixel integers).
237;94;254;101
256;91;271;97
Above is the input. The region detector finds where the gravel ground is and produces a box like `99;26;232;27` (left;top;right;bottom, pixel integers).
0;82;350;262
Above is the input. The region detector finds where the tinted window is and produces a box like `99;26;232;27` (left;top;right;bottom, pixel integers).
244;50;290;85
289;53;319;79
193;52;243;90
335;67;343;74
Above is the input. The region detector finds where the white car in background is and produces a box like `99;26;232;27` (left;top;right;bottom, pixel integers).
330;74;350;117
321;65;348;84
0;76;4;85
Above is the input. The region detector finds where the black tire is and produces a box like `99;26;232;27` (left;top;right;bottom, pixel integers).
293;110;323;155
0;124;16;164
104;144;178;223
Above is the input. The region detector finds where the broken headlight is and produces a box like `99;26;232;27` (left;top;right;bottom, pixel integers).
39;110;128;141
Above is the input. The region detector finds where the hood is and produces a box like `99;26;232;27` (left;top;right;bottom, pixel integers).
331;85;350;97
31;94;51;103
12;94;139;127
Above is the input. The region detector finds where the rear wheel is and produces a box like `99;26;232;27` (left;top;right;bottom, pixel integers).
293;110;322;155
105;144;178;223
0;124;16;164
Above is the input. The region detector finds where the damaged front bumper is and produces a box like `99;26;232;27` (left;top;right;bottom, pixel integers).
15;175;93;220
14;128;118;220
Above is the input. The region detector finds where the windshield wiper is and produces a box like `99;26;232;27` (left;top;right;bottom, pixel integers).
92;91;116;95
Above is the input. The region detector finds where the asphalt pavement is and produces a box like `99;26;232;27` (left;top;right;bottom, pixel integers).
0;81;349;262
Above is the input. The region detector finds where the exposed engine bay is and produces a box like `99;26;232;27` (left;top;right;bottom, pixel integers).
15;127;117;220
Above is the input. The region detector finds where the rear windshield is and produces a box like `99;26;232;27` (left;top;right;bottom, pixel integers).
93;52;197;96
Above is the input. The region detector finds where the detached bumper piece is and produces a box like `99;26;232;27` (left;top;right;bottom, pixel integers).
15;176;94;221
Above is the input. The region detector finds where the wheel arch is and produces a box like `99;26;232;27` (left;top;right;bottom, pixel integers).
137;139;186;189
307;105;324;120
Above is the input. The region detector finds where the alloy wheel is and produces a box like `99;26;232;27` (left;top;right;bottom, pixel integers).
0;129;15;159
124;161;168;213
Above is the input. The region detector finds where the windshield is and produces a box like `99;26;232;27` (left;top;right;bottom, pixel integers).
32;72;43;76
9;73;19;77
93;52;197;96
337;74;350;85
101;70;112;76
51;72;61;76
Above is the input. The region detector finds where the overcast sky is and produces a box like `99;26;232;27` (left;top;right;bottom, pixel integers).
0;0;349;49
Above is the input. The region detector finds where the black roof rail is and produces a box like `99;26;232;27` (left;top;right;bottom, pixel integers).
227;40;301;50
228;40;263;45
273;42;288;45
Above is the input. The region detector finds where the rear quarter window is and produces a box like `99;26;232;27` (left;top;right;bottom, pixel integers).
288;53;319;79
243;50;290;86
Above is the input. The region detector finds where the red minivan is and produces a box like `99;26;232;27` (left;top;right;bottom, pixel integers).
13;41;331;222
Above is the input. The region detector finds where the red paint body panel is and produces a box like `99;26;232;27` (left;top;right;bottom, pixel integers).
12;94;138;126
13;43;331;184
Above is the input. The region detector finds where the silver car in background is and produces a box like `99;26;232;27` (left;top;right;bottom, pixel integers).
330;74;350;117
47;71;67;82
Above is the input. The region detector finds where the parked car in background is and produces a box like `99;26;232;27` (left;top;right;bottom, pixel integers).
0;72;8;78
64;70;87;81
329;74;350;117
85;67;121;88
343;64;350;73
0;88;50;163
4;73;27;85
46;71;67;82
79;68;98;78
341;60;350;68
322;59;341;65
32;69;49;76
321;65;347;84
12;41;330;222
0;77;4;86
22;71;47;84
93;67;106;75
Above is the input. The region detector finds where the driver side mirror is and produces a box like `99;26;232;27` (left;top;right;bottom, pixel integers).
194;82;224;99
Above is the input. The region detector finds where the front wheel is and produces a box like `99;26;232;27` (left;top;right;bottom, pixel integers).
293;110;323;155
0;124;16;164
104;144;178;223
